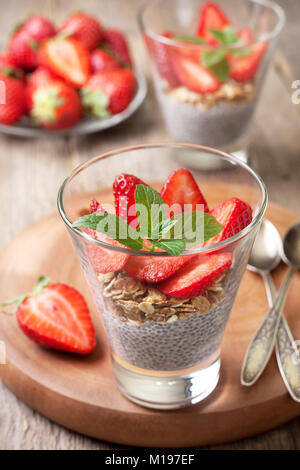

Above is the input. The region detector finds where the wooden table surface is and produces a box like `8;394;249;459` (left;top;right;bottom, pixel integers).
0;0;299;450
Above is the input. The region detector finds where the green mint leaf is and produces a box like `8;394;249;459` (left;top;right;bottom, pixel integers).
202;49;226;67
174;35;206;45
208;57;230;82
73;212;143;251
209;26;239;45
149;239;185;256
134;184;167;239
230;48;252;57
156;217;178;238
170;211;223;247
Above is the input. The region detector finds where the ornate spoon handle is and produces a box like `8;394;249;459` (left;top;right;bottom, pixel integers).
241;267;296;386
262;272;300;402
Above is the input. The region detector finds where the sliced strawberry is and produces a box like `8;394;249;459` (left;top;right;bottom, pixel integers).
17;283;96;354
172;54;220;94
228;41;267;82
113;173;147;227
145;31;180;88
204;197;253;246
237;27;254;44
158;252;232;298
84;228;130;274
90;198;106;213
196;2;230;44
39;36;91;87
160;168;209;215
125;253;194;283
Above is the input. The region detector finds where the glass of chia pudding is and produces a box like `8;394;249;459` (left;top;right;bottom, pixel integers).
58;143;267;409
139;0;285;167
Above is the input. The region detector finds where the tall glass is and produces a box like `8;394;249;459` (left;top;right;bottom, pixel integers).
139;0;285;167
58;143;267;409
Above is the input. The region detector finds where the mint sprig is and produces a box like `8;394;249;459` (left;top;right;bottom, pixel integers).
200;27;252;82
73;184;222;256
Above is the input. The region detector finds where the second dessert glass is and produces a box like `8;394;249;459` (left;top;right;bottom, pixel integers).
58;143;267;409
139;0;285;167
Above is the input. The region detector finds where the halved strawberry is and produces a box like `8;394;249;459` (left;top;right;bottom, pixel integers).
84;228;130;274
145;31;180;88
204;197;253;246
125;253;194;283
113;173;147;227
160;168;209;215
172;54;220;94
158;252;232;298
39;36;91;87
15;280;96;354
196;2;230;44
228;41;267;82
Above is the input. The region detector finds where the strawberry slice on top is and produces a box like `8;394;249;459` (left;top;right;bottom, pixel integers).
172;54;220;94
228;41;267;83
160;168;209;215
204;197;253;246
84;199;130;274
196;2;230;44
113;173;147;227
158;252;232;298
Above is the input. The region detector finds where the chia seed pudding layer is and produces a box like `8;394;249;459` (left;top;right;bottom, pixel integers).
96;267;240;371
153;73;256;148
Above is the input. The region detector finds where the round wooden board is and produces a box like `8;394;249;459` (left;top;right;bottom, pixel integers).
0;187;300;447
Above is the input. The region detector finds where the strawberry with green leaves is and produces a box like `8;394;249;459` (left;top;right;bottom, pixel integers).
0;72;26;124
30;79;82;130
39;36;91;87
60;12;104;51
81;68;136;117
0;276;96;355
0;53;24;81
197;2;230;45
8;14;56;69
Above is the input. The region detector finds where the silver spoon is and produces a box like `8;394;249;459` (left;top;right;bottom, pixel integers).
241;220;300;400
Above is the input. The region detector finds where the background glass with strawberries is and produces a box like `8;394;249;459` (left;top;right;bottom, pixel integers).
0;11;146;135
58;143;267;409
139;0;285;168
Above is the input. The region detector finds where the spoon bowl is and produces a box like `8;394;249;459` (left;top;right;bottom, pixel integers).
282;221;300;267
248;219;282;273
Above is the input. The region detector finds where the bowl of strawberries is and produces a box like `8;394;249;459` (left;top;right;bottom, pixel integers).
0;12;146;136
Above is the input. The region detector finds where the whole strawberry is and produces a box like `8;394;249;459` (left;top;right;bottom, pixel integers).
102;28;132;66
8;14;56;69
90;49;120;73
81;69;136;116
30;80;82;130
0;52;24;81
60;12;103;51
26;66;58;111
0;72;26;124
0;276;96;355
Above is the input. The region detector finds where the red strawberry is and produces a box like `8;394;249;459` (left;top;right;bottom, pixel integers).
13;279;96;354
85;228;130;274
113;173;147;226
160;168;209;215
60;12;103;51
196;2;230;44
39;36;91;87
30;80;82;130
204;197;253;246
0;53;24;80
26;66;58;111
172;54;220;94
8;15;56;69
0;73;26;124
90;198;105;213
90;49;120;73
145;31;179;88
102;28;132;66
125;253;194;283
237;27;254;44
228;41;267;82
81;69;136;116
158;252;232;298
